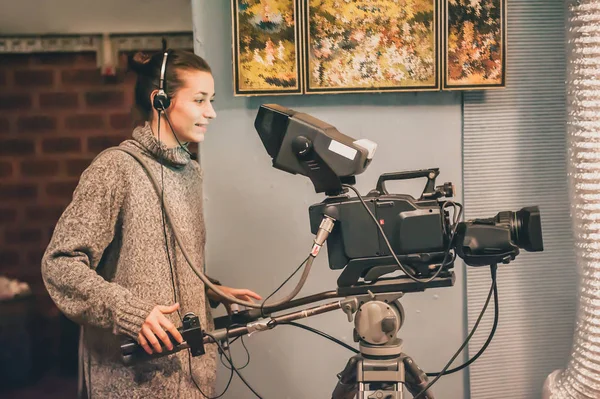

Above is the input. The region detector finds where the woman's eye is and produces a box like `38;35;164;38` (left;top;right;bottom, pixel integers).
195;99;205;104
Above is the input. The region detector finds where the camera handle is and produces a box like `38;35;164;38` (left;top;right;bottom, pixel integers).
375;169;440;197
120;312;205;364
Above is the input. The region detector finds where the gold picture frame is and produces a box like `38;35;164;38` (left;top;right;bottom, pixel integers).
231;0;303;96
303;0;440;94
443;0;506;90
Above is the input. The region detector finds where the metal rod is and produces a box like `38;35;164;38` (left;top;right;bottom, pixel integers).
207;300;343;343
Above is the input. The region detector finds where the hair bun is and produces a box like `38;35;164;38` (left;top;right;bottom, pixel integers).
128;52;153;74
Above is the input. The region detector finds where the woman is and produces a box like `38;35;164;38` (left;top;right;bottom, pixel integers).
41;49;261;398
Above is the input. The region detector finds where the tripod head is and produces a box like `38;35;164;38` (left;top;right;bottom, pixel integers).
331;289;436;399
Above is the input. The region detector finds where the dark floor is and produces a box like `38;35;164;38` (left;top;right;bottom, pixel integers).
1;371;78;399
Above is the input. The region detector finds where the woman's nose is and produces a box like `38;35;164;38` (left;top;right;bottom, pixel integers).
205;103;217;120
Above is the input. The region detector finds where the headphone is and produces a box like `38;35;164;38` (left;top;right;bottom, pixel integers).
153;50;171;111
151;49;197;161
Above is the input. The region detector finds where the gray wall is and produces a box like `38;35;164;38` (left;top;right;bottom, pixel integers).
194;1;466;398
462;1;574;398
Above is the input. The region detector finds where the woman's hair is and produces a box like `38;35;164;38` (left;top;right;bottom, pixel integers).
128;49;212;122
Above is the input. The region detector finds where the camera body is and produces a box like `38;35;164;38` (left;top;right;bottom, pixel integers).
309;194;448;269
308;168;544;287
309;190;448;272
309;168;453;287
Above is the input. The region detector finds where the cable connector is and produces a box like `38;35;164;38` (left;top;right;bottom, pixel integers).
311;215;336;257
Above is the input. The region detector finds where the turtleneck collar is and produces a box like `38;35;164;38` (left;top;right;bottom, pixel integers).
131;121;191;167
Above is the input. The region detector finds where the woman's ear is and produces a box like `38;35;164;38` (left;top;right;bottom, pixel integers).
150;89;171;111
149;89;159;106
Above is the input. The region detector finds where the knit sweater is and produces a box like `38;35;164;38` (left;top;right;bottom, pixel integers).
42;122;217;398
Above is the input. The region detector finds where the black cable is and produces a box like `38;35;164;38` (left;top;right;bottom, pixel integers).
283;321;359;354
341;184;462;284
218;320;251;370
427;269;498;377
260;255;310;318
189;349;234;399
271;257;489;386
191;320;239;398
279;301;499;379
160;110;227;398
238;336;251;368
413;264;498;399
160;104;195;159
157;111;182;318
87;347;92;399
221;333;251;370
204;332;263;399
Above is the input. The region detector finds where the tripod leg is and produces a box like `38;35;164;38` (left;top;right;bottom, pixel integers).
403;356;435;399
332;355;360;399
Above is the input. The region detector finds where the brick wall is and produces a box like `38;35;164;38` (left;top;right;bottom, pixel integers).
1;49;198;377
0;52;139;311
0;51;140;375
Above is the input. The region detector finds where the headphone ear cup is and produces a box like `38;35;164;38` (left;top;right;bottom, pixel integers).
153;90;171;111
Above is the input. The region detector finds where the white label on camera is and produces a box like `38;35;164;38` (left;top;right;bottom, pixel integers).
329;140;357;160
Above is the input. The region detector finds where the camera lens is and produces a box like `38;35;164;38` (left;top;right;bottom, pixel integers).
495;206;543;252
516;206;544;252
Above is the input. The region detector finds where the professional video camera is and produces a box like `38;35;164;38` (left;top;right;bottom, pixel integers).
121;104;544;399
255;104;543;289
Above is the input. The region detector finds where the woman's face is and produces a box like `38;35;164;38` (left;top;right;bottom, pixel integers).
160;70;216;144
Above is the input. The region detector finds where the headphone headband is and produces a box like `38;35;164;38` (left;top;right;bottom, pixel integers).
153;50;171;111
158;51;168;93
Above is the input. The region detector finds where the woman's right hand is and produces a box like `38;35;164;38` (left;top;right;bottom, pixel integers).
137;303;184;355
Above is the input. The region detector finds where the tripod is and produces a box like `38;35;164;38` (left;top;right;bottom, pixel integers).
331;292;435;399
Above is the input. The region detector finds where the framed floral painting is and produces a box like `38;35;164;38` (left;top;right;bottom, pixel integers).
232;0;303;95
304;0;440;94
444;0;506;89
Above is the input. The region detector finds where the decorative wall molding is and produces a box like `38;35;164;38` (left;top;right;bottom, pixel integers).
0;32;193;75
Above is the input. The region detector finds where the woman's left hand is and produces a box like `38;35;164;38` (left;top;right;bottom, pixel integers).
207;285;262;304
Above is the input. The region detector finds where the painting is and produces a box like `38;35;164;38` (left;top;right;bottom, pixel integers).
444;0;506;89
232;0;303;96
304;0;440;94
